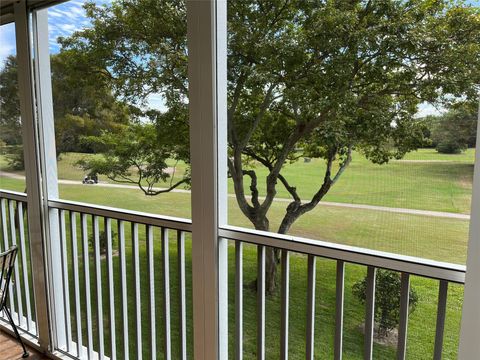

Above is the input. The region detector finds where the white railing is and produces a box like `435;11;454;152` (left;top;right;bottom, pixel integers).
0;191;37;339
48;198;192;360
220;225;465;360
0;190;467;359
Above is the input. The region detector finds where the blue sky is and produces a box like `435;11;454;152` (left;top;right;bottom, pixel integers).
0;0;166;111
2;0;474;116
0;0;96;63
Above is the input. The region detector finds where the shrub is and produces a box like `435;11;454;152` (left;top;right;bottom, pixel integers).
352;269;419;337
6;147;25;170
436;140;465;154
430;103;477;154
88;230;116;255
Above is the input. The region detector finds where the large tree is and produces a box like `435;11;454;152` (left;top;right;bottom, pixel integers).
0;55;22;146
0;51;129;156
51;50;130;153
71;0;480;292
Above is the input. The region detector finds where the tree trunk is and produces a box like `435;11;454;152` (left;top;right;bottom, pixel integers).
251;218;279;294
251;210;302;294
265;247;277;295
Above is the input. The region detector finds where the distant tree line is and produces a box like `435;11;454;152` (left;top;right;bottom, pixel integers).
419;102;477;154
0;53;130;169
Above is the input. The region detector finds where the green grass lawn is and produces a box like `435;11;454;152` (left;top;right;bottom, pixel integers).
57;148;477;214
56;183;470;265
236;149;474;214
0;148;472;358
45;215;461;360
0;176;469;264
0;148;475;214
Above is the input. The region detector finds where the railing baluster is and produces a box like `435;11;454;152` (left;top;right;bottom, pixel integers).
257;245;266;360
118;220;129;360
81;213;94;360
334;260;345;360
1;192;470;360
69;211;83;358
397;273;410;360
17;202;33;332
178;230;187;360
0;198;5;253
132;222;142;360
162;227;171;360
235;241;243;360
9;200;23;325
1;198;14;313
147;225;156;360
59;209;72;352
105;217;116;360
306;255;316;360
364;266;376;360
280;249;289;360
93;216;105;359
434;280;448;360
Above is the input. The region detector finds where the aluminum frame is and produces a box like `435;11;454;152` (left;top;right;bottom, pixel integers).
13;1;52;351
458;97;480;359
186;1;228;359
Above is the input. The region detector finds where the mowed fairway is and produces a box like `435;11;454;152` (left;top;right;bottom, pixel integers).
0;148;473;358
1;146;473;264
1;148;475;214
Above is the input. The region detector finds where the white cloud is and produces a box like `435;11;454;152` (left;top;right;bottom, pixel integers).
47;2;91;53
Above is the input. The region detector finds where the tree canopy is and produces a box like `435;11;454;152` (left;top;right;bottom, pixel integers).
0;56;22;146
429;102;478;154
0;51;129;155
62;0;479;292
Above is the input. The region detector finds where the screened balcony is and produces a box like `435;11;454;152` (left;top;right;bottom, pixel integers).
1;1;480;360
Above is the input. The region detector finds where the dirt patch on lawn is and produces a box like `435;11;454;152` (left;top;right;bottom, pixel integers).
458;174;473;189
358;323;398;347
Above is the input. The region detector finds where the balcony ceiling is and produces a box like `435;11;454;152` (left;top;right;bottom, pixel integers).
1;0;67;25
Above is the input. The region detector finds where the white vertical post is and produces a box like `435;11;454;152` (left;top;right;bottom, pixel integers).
459;97;480;359
13;2;52;351
32;8;66;351
187;0;228;359
216;0;229;358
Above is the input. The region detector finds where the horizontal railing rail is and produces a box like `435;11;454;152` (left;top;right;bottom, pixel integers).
0;190;28;202
219;225;466;284
48;198;192;232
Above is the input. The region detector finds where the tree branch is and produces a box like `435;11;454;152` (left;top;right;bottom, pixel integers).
227;156;256;220
146;178;189;195
238;83;276;150
277;145;353;234
261;110;331;214
243;169;261;208
243;147;301;203
332;146;353;184
228;70;249;146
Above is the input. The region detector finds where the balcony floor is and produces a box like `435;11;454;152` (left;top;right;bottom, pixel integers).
0;330;48;360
